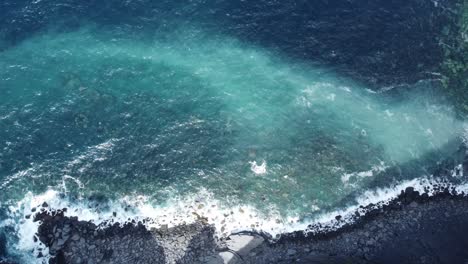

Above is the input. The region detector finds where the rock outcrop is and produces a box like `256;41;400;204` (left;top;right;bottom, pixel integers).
34;187;468;264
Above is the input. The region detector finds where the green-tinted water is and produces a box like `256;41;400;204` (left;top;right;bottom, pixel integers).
0;26;463;217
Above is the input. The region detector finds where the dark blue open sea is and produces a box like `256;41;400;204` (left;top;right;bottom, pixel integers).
1;0;467;262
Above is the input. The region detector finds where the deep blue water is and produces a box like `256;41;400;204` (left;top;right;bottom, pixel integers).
0;0;466;263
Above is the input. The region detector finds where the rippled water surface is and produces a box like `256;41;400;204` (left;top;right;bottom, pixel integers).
0;0;466;262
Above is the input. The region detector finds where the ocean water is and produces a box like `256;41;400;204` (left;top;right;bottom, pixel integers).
0;1;467;262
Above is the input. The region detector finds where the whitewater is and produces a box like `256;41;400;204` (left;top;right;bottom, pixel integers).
1;25;467;263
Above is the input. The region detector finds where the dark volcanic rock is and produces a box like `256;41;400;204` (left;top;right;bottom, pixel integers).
34;211;218;264
33;190;468;264
242;192;468;264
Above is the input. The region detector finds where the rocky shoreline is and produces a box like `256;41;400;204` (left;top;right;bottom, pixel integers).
27;185;468;264
247;187;468;264
34;211;217;264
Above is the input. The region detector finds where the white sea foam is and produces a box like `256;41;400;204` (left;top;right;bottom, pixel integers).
462;123;468;146
249;160;267;175
66;138;119;169
0;167;36;190
1;26;467;263
452;164;464;178
326;93;336;101
341;161;388;185
5;175;468;263
302;177;468;235
5;188;287;263
60;175;85;192
0;110;15;120
63;138;120;176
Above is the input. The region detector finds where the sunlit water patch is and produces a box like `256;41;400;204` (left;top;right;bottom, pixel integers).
0;26;466;261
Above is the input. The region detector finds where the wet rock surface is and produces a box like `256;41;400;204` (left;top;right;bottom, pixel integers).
34;188;468;264
245;189;468;264
35;212;218;264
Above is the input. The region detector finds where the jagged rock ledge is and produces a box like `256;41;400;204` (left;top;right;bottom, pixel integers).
33;186;468;264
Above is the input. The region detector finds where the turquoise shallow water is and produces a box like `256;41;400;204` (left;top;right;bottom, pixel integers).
0;1;466;262
1;25;464;213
